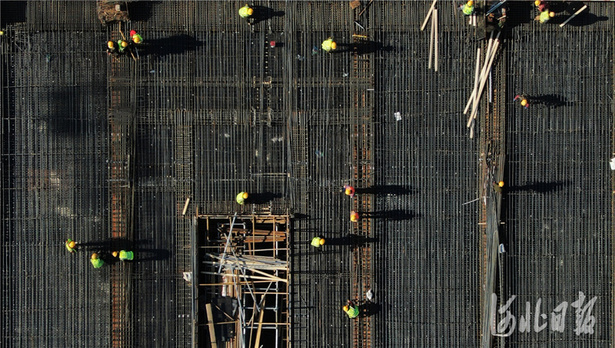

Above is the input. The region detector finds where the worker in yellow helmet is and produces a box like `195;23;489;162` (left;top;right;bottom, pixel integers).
350;211;360;222
514;95;529;109
536;10;555;23
321;38;337;53
236;191;249;205
239;4;254;19
112;250;135;261
311;236;326;248
90;253;104;269
343;300;360;319
117;39;129;54
65;238;77;253
106;40;118;56
130;30;143;45
460;1;475;16
343;184;355;198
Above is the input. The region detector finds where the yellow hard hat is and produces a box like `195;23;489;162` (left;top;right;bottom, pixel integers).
534;0;541;6
112;251;118;257
121;40;128;48
520;99;528;106
319;238;325;245
247;8;254;16
343;305;349;311
345;188;353;195
133;36;141;44
242;192;249;199
68;241;76;249
498;181;505;188
107;41;114;49
467;1;474;6
331;42;337;50
549;11;555;18
91;253;99;260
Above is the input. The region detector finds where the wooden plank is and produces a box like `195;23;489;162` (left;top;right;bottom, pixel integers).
559;5;587;27
421;0;437;31
205;303;218;348
254;298;266;348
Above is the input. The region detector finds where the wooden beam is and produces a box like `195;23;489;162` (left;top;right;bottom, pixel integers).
205;303;218;348
421;0;437;31
254;298;266;348
560;5;587;27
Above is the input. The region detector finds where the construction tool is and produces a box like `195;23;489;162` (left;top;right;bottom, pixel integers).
559;5;588;27
486;0;506;15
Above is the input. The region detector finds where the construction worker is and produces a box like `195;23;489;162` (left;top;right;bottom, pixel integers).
460;1;475;16
236;191;249;205
493;181;504;193
321;38;337;53
239;4;254;18
534;0;549;12
311;236;325;248
536;10;555;24
90;253;104;269
65;238;77;253
350;211;360;222
343;300;360;319
112;250;134;261
344;185;355;198
106;40;118;56
130;30;143;45
514;95;529;108
117;39;129;54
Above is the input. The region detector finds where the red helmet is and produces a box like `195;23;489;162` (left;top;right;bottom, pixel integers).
130;30;137;36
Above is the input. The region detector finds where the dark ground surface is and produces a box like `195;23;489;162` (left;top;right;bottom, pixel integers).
1;1;614;347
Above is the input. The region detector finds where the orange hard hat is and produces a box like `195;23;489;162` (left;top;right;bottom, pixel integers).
107;41;114;49
498;181;505;187
319;238;325;245
91;253;99;259
534;0;541;6
343;305;349;311
112;251;118;257
350;211;360;221
247;8;254;16
331;42;337;50
467;1;474;6
520;99;528;106
345;188;353;195
133;36;141;44
549;11;555;18
242;192;249;199
68;241;76;248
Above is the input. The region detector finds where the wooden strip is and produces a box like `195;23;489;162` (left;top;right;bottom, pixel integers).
205;303;218;348
560;5;587;27
421;0;437;31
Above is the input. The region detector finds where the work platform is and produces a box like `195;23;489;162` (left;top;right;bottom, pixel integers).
1;1;614;347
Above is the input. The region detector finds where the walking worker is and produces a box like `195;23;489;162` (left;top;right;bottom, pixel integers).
534;0;549;12
65;238;77;253
117;39;129;54
130;30;143;45
106;40;118;55
112;250;134;261
536;10;555;23
514;95;529;108
90;253;104;269
350;211;360;222
460;1;475;16
321;38;337;53
236;191;249;205
344;185;355;198
311;236;325;248
343;300;360;319
238;4;254;18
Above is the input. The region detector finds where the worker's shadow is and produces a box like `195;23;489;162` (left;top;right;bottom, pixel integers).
361;210;417;221
78;238;171;261
353;41;394;55
528;94;572;108
141;35;204;57
564;12;608;27
249;6;285;26
507;180;570;194
355;185;414;195
249;192;282;204
360;302;381;317
326;234;378;247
